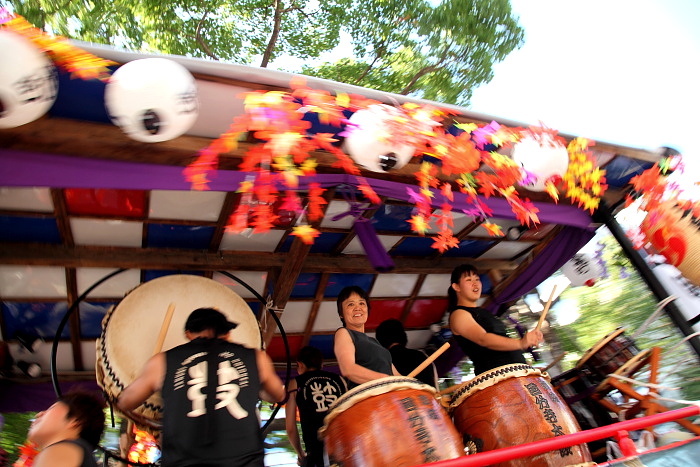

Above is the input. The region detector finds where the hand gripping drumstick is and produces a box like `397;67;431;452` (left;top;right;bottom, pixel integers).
407;342;451;378
153;302;176;355
535;286;557;332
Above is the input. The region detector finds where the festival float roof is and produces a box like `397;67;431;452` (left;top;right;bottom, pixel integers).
0;35;664;396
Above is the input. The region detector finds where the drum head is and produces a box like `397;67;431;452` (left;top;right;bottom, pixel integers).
97;275;262;424
576;327;625;369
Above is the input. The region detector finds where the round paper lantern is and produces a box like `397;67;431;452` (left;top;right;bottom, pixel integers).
342;104;416;172
512;134;569;191
0;30;58;129
105;58;199;142
561;253;603;287
641;202;700;287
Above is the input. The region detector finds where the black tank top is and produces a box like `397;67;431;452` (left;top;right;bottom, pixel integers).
295;370;347;452
161;338;263;467
44;439;97;467
345;328;393;388
450;306;526;375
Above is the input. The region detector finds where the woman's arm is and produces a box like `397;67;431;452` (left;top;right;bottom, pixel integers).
117;353;165;412
449;309;541;351
283;378;305;464
334;328;391;385
256;350;286;403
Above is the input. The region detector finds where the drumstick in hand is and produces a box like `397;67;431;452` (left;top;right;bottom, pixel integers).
535;286;557;332
408;342;450;378
153;302;176;355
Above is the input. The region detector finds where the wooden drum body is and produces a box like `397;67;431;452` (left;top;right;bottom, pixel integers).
576;328;638;385
320;376;464;467
96;275;262;428
449;364;591;467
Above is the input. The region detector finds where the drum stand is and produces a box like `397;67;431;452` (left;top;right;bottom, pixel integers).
589;346;700;436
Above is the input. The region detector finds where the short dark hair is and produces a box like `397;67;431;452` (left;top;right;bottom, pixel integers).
185;307;238;336
375;319;408;348
297;346;323;370
59;391;105;448
336;286;370;326
448;264;479;309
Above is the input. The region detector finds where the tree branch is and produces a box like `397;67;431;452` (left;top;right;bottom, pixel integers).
399;45;450;94
354;40;387;83
194;10;220;60
260;0;283;67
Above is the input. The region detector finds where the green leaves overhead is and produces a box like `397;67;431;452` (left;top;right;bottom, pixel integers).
304;0;524;105
8;0;523;104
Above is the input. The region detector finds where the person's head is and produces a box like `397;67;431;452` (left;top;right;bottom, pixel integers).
375;318;407;348
28;390;105;449
296;346;323;372
185;307;238;339
448;264;482;308
336;286;370;328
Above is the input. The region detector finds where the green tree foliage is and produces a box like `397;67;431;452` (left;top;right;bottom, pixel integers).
7;0;524;105
7;0;351;64
302;0;524;105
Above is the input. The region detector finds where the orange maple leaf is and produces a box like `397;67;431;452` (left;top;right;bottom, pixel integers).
431;231;460;252
481;222;504;237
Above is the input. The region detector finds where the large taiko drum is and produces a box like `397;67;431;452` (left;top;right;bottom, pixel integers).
449;364;591;467
319;376;464;467
576;328;638;385
96;275;262;429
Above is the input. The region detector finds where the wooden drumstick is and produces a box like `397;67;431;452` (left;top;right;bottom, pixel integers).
542;352;567;372
153;302;176;355
407;342;450;378
535;286;557;331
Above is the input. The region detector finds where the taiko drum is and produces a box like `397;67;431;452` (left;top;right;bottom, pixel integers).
96;275;262;429
449;364;591;467
319;376;464;467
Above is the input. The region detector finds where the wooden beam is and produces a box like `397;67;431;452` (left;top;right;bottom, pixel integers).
64;268;84;371
0;243;518;274
261;237;313;345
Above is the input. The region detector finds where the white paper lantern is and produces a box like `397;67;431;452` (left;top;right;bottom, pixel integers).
512;133;569;191
0;30;58;129
342;104;415;172
561;253;603;287
105;58;199;142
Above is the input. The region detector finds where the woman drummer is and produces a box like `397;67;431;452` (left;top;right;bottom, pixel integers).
333;286;400;388
448;264;543;376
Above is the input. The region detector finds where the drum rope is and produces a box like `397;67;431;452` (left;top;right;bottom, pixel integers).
661;332;700;381
647;393;700;410
630;295;677;341
449;364;543;409
605;373;679;392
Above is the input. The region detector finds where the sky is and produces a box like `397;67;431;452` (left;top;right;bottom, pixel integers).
468;0;700;177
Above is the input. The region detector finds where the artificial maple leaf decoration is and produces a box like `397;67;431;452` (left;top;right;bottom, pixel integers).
181;77;610;247
481;222;504;237
431;230;460;252
408;215;430;235
1;13;115;80
291;225;320;244
307;183;327;222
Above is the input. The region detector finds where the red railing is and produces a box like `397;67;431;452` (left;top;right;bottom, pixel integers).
420;405;700;466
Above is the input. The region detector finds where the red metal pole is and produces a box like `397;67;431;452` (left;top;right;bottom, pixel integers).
422;405;700;467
